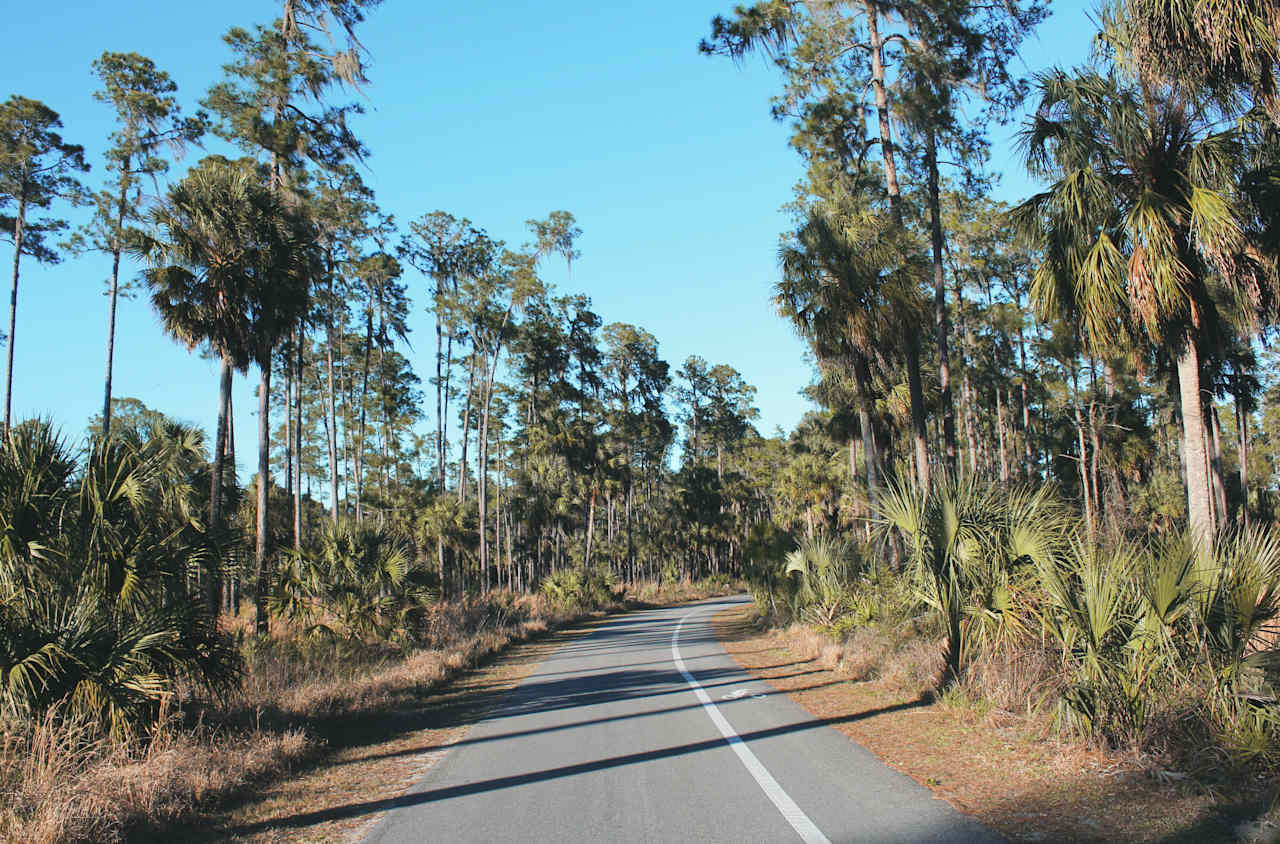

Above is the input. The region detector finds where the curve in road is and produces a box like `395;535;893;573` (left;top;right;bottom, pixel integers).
365;595;1003;844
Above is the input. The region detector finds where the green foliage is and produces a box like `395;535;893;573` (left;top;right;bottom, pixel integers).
538;567;617;611
784;534;864;629
272;520;435;642
743;521;794;614
876;475;1072;681
0;94;89;265
0;420;240;734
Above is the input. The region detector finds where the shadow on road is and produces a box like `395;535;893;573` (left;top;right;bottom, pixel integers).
231;697;930;835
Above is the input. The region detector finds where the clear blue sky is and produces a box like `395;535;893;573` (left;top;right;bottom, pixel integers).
4;0;1097;475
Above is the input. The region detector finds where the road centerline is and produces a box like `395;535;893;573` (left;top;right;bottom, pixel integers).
670;609;832;844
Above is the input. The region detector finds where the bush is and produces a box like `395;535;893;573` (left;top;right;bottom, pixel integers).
538;566;617;610
271;520;437;643
0;421;240;735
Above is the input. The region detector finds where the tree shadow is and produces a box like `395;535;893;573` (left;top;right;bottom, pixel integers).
967;767;1274;843
230;696;933;836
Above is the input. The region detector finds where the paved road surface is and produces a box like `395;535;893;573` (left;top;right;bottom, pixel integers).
366;595;1002;843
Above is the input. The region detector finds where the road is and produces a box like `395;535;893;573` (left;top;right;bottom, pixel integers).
366;595;1002;844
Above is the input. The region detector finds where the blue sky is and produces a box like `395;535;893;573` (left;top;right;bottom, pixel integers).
4;0;1097;475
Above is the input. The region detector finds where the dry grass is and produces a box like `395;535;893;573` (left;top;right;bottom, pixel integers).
0;711;310;843
0;582;734;844
713;604;1250;843
768;618;945;698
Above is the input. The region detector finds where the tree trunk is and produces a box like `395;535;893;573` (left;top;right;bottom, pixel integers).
1237;390;1250;530
208;354;233;619
355;308;373;523
477;367;490;592
1071;361;1096;547
853;353;880;496
457;354;477;503
442;317;456;490
954;274;978;476
865;2;903;226
284;344;294;539
1176;339;1216;549
435;289;446;491
294;323;304;546
925;127;956;474
5;192;27;434
1210;405;1228;527
997;387;1009;483
1016;297;1033;480
255;361;272;634
585;487;597;567
904;330;930;489
625;481;634;575
102;176;129;441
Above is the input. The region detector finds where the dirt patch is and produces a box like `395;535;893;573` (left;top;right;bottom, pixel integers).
712;605;1241;843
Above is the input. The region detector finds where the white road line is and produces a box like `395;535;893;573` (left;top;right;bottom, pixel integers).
671;610;831;844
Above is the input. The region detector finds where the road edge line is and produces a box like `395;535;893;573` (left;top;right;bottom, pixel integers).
671;609;831;844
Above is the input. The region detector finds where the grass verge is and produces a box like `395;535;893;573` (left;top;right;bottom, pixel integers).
712;604;1270;843
0;581;736;844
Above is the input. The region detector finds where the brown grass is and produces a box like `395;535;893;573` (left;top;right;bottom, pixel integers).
0;581;736;844
713;604;1249;843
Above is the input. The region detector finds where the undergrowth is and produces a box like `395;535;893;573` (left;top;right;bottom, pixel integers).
0;578;735;843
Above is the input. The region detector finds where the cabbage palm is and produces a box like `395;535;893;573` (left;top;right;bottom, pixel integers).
777;202;930;489
1105;0;1280;123
273;520;432;641
1013;67;1272;547
0;420;240;734
876;474;1071;683
136;156;313;627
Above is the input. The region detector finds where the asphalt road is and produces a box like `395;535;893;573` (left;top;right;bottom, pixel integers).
365;594;1003;844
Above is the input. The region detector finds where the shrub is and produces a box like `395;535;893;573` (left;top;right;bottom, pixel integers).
538;566;617;610
271;520;437;643
876;474;1072;684
0;421;240;735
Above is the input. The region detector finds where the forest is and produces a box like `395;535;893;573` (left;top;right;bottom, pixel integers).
2;0;1280;838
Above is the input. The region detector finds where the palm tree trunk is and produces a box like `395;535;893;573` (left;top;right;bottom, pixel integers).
255;360;272;634
1177;339;1216;548
5;193;27;435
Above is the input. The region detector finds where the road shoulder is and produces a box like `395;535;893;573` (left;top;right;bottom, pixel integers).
712;604;1236;843
159;614;615;843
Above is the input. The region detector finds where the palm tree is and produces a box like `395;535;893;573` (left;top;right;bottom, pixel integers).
777;201;930;490
1013;67;1272;548
0;419;240;733
1106;0;1280;123
135;156;313;626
